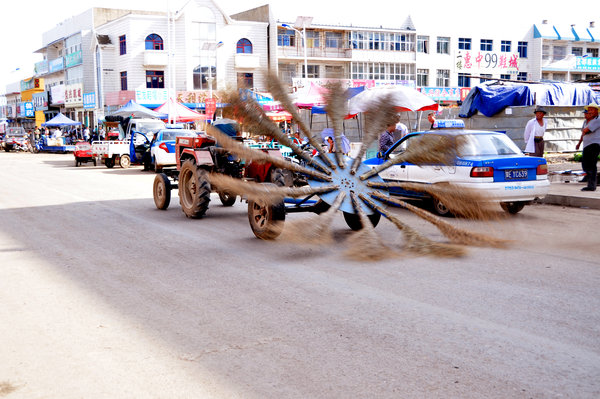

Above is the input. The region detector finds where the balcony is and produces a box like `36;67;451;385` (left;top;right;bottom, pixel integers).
277;46;352;60
143;50;168;67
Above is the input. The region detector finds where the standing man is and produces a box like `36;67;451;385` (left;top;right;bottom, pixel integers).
524;106;547;157
83;125;90;142
576;103;600;192
379;123;396;156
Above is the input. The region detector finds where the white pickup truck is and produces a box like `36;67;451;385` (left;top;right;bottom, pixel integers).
92;118;166;168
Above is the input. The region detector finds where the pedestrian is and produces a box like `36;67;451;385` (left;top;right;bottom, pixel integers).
427;112;436;129
395;121;408;138
379;123;396;156
524;106;547;157
83;125;90;142
326;136;335;153
575;103;600;191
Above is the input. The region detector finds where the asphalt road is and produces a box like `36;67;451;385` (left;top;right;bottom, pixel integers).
1;151;599;398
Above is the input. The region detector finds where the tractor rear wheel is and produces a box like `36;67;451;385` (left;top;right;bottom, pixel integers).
343;211;381;231
153;173;172;210
248;184;286;240
179;160;211;218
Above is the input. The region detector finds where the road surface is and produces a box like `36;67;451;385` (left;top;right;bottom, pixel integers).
0;152;599;398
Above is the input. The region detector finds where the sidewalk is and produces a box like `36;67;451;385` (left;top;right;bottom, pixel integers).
537;156;600;210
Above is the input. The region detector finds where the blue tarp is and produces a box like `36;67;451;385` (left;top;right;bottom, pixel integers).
459;82;600;118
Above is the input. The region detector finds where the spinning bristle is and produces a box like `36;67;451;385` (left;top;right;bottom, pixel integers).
210;173;337;204
324;82;348;167
359;193;466;257
280;192;346;245
369;191;508;248
344;193;395;261
350;95;399;174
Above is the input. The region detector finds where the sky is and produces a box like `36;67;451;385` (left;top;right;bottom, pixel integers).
0;0;593;92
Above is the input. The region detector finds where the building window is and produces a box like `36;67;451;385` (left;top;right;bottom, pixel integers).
278;29;296;47
417;69;428;87
350;62;415;81
572;47;583;56
417;36;429;53
193;65;216;90
458;38;471;50
480;74;492;83
350;31;366;50
437;37;450;54
553;46;566;60
501;40;511;52
542;45;550;60
237;73;253;89
236;38;252;54
325;32;343;48
458;73;471;87
302;64;319;79
145;34;163;50
480;39;493;51
392;33;414;52
571;73;583;81
517;72;527;81
120;71;127;91
587;48;599;57
119;35;126;55
436;69;450;87
500;74;511;80
278;63;296;84
325;65;344;78
518;41;528;58
146;70;164;88
306;31;319;49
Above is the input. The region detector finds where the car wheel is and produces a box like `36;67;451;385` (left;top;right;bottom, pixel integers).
247;185;286;240
153;157;162;173
218;191;236;206
119;154;131;169
431;197;453;217
343;211;381;231
500;201;526;215
105;158;115;168
153;173;172;210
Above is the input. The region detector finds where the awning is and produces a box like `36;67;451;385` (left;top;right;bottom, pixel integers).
572;26;593;42
553;25;576;41
534;24;559;40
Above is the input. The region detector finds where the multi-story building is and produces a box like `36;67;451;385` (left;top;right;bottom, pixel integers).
2;3;599;128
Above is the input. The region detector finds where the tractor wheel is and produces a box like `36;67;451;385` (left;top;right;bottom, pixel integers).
343;211;381;231
179;160;211;218
500;201;526;215
153;173;172;210
218;191;236;207
247;184;286;240
119;154;131;169
105;157;115;168
75;158;80;167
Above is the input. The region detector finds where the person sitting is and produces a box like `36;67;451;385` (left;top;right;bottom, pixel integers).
379;123;396;156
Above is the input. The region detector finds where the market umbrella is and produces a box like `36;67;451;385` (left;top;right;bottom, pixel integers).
110;100;167;119
41;113;82;126
155;98;208;122
348;85;438;116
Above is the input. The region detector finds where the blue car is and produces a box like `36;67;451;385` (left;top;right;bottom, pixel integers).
363;127;550;216
150;128;199;172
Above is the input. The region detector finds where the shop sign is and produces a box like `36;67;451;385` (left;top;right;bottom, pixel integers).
19;102;34;118
49;57;64;73
83;92;96;109
65;83;83;106
575;56;600;71
35;60;49;75
455;51;520;74
51;85;65;105
135;89;168;105
65;50;83;68
420;87;461;102
32;92;48;111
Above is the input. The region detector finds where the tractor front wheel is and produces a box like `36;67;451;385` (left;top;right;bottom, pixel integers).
247;184;285;240
179;160;211;218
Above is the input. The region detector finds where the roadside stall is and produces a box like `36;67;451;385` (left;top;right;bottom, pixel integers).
40;113;81;152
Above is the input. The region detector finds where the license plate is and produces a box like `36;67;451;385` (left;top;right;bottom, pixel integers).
505;169;528;180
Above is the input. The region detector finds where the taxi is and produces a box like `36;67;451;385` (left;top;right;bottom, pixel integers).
363;120;550;215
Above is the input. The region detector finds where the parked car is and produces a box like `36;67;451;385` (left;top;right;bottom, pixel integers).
2;127;29;152
150;129;199;172
363;127;550;216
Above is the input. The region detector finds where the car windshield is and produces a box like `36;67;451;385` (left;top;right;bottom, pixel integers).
389;132;522;159
160;130;197;141
458;133;522;156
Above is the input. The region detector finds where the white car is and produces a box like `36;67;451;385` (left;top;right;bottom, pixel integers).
363;128;550;215
150;129;199;172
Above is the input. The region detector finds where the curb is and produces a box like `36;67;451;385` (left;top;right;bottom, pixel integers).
537;193;600;210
